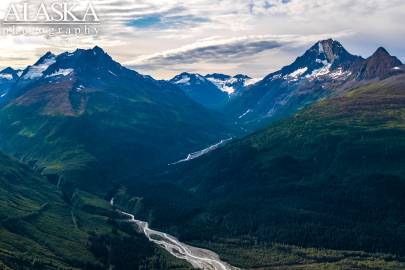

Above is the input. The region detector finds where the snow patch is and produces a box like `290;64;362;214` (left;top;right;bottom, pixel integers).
238;109;251;119
315;59;328;65
170;138;232;165
244;78;260;86
174;76;191;85
318;43;324;54
23;57;56;79
108;70;118;77
46;68;74;78
206;77;235;94
286;67;308;80
0;74;13;80
328;68;352;80
306;64;331;79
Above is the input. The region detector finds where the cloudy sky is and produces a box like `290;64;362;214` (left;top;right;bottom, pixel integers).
0;0;404;79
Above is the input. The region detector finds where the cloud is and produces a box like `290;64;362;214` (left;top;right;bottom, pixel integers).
126;33;349;70
0;0;404;79
128;36;284;69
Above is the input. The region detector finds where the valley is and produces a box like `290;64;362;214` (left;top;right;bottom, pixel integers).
113;199;238;270
0;39;404;269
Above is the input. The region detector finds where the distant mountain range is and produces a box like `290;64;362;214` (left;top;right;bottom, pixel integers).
169;72;258;109
1;39;405;269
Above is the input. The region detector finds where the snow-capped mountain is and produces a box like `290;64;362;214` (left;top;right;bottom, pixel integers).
225;39;404;130
205;73;259;94
0;67;21;98
0;46;231;187
264;39;363;83
170;72;229;109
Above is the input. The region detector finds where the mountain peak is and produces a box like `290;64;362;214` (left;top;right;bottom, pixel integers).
267;39;361;81
171;72;206;85
372;47;391;57
91;45;106;55
205;73;231;81
356;47;402;80
37;51;56;63
234;74;251;80
314;39;347;63
0;67;17;75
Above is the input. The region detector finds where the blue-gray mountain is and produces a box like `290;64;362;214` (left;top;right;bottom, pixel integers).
0;47;232;191
169;72;257;109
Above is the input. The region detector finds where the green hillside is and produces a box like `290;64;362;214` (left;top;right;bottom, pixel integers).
121;74;405;267
0;151;192;269
0;48;231;192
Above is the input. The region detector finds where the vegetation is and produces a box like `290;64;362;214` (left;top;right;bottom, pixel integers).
0;151;192;269
120;75;405;268
193;240;405;269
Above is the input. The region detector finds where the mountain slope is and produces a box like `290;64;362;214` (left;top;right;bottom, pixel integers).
170;72;229;109
226;39;404;129
128;74;405;257
0;47;232;191
0;151;192;269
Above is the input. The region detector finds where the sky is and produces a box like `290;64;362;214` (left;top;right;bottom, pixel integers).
0;0;404;79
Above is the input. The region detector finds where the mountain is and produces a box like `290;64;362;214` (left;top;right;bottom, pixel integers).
225;39;404;129
123;74;405;264
0;67;21;99
355;47;404;80
0;47;232;192
205;73;258;95
170;72;229;109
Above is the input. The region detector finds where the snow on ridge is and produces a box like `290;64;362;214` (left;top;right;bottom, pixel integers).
46;68;74;78
0;74;13;80
207;76;260;94
306;64;331;79
174;76;191;85
244;78;260;86
286;67;308;80
23;57;56;80
206;77;235;94
318;42;324;54
328;68;352;80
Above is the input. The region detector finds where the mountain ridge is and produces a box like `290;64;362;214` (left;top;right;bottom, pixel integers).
224;39;404;130
0;46;233;191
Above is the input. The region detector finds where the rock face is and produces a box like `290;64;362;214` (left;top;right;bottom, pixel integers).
355;47;403;80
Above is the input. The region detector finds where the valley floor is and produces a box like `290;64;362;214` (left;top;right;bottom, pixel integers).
191;241;405;270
